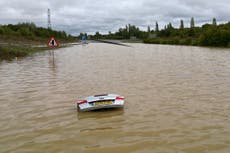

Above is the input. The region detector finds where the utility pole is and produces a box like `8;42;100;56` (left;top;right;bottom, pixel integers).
48;8;51;29
48;8;54;65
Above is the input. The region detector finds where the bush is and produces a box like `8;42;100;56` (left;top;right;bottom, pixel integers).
199;27;230;47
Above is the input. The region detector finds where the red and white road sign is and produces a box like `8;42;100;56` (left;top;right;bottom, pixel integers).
47;37;59;47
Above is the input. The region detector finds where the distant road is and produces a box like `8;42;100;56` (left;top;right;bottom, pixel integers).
90;39;131;47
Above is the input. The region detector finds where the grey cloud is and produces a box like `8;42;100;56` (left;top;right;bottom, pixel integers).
0;0;230;35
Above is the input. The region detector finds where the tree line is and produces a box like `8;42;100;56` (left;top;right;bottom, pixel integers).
0;22;75;41
85;18;230;47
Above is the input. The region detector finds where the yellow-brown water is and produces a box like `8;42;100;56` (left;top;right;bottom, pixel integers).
0;43;230;153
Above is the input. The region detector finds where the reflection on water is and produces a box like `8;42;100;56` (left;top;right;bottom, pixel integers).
48;50;57;74
77;108;124;120
0;44;230;153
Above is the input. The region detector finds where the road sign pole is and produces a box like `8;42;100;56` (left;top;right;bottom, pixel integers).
47;36;59;65
52;49;54;64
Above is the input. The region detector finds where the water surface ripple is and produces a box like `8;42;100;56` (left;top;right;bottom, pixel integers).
0;44;230;153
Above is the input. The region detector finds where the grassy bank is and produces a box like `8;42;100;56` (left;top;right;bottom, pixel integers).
0;22;78;60
0;45;60;60
143;37;199;46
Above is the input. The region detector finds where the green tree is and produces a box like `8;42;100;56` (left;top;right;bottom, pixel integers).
167;22;173;29
190;17;195;28
18;27;33;37
0;26;4;34
155;22;159;32
95;31;101;39
212;18;217;26
180;20;184;29
147;26;150;32
199;26;230;47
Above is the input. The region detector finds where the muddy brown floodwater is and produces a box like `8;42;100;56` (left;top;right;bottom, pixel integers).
0;43;230;153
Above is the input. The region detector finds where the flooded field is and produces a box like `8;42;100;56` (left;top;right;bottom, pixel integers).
0;43;230;153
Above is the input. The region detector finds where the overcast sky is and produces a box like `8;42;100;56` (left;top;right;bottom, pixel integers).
0;0;230;35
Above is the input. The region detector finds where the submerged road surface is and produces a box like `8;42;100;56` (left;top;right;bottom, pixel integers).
0;43;230;153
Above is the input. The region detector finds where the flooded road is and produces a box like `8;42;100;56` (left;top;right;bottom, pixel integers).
0;43;230;153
